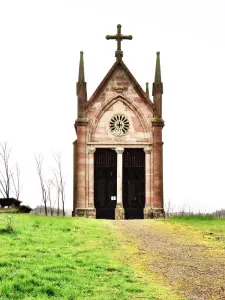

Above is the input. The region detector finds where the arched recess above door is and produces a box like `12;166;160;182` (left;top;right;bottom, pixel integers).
89;94;150;142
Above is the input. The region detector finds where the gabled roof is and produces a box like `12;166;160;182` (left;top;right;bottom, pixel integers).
85;59;154;108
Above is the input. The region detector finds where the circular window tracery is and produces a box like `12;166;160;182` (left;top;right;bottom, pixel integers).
109;114;130;136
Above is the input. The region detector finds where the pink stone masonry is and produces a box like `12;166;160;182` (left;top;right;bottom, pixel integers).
73;63;164;219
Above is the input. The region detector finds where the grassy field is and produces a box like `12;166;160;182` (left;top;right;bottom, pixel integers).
167;215;225;245
0;214;184;300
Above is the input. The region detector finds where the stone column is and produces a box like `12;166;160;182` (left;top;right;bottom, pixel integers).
144;146;152;219
72;140;77;217
88;147;96;208
75;125;86;210
144;146;152;205
152;119;165;218
116;147;124;207
74;119;88;217
115;147;124;219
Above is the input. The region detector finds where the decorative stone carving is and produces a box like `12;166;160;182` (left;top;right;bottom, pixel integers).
88;147;96;154
115;147;124;154
114;87;124;93
109;114;130;136
144;146;152;154
152;117;164;128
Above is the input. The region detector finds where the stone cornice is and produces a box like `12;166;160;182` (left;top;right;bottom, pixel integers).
87;142;152;146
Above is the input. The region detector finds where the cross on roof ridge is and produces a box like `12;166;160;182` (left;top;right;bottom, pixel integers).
106;24;133;60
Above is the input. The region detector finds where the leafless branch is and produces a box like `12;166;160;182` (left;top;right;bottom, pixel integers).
46;179;54;216
52;168;60;216
35;154;48;216
52;151;66;216
10;164;22;200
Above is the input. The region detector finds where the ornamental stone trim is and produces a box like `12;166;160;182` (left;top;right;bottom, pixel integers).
114;87;124;93
75;118;88;126
115;147;124;154
144;146;152;154
109;114;130;136
152;118;164;127
88;147;96;154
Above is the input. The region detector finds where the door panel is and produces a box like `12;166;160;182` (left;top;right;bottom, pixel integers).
123;148;145;219
94;149;117;219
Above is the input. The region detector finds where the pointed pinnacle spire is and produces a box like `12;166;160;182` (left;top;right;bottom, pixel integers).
154;51;161;82
78;51;85;82
146;82;149;99
152;51;163;96
76;51;87;114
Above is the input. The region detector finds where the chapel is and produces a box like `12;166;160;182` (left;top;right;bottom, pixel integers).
72;25;165;219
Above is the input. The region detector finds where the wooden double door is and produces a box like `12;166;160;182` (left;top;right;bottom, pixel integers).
94;148;145;219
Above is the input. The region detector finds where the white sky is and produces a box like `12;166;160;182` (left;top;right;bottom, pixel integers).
0;0;225;213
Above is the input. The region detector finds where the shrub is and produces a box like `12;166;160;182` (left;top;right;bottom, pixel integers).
0;213;14;233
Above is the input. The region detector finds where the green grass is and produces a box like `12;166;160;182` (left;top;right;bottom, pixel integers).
167;215;225;243
0;214;183;300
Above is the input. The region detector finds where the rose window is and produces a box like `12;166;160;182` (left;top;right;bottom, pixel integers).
109;114;130;136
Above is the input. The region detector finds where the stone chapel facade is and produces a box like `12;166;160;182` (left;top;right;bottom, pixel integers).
72;25;165;219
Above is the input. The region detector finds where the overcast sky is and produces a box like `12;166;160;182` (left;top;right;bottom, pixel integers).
0;0;225;213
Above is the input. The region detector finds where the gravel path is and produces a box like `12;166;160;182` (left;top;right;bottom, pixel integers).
113;220;225;300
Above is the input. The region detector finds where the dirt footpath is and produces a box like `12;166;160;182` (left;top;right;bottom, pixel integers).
113;220;225;300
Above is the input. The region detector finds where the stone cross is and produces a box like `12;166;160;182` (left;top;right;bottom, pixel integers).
106;24;132;58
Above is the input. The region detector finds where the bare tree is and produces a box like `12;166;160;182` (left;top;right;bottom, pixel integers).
46;180;54;216
11;163;22;200
35;154;48;216
165;198;176;218
52;152;66;216
0;142;11;198
52;169;60;216
34;151;66;217
0;142;22;200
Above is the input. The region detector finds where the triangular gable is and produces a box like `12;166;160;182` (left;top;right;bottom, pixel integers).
85;59;153;109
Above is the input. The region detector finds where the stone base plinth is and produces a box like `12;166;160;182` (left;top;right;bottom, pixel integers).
73;208;96;218
144;207;165;219
115;207;124;219
72;207;164;219
144;208;153;219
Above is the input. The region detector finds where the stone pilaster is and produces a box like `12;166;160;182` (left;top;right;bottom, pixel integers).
88;147;96;208
144;146;152;209
144;146;154;219
72;140;77;217
75;119;88;217
152;118;165;217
